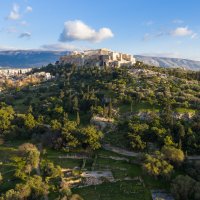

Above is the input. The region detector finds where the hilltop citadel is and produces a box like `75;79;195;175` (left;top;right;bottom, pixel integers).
59;48;136;67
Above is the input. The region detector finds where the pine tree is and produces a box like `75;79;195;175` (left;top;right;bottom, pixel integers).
131;100;133;112
103;104;107;117
178;138;182;149
87;85;90;94
108;99;112;118
73;96;79;112
28;105;33;113
63;112;68;124
60;90;65;99
178;123;185;138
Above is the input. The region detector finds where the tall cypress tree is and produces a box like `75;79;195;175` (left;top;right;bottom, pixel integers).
108;99;112;118
76;111;80;125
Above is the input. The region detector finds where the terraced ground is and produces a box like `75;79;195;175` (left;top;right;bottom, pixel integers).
0;141;171;199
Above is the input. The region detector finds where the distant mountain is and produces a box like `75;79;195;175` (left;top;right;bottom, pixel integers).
135;55;200;71
1;50;200;71
0;50;70;68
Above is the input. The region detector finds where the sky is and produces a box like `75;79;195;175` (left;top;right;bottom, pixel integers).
0;0;200;60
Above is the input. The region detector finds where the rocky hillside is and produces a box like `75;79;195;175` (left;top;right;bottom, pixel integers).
135;55;200;71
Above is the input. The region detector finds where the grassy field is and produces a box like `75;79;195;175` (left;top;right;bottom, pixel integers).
73;180;151;200
119;102;160;114
119;102;196;115
94;150;170;190
0;141;22;193
45;148;141;181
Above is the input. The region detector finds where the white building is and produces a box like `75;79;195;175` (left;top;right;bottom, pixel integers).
0;68;32;76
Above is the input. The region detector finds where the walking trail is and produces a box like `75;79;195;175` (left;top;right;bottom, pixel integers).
102;143;141;157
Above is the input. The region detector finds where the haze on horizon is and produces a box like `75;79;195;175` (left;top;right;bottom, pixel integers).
0;0;200;61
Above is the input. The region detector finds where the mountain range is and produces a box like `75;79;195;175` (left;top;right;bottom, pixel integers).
135;55;200;71
0;51;69;68
0;50;200;71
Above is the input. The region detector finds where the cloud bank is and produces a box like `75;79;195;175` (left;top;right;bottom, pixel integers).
41;43;80;51
143;26;198;41
0;45;18;51
59;20;114;42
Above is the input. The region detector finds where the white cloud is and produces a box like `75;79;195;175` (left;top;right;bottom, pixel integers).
143;31;165;41
26;6;33;13
20;20;28;26
172;19;184;24
7;3;20;20
191;33;199;39
19;32;31;38
145;20;154;26
144;27;198;41
6;27;18;33
41;43;80;51
59;20;114;42
171;27;193;37
143;33;151;41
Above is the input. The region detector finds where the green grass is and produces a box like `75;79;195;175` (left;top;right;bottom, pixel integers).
175;107;196;114
44;148;84;169
0;142;20;193
119;102;160;114
0;141;171;198
0;168;20;193
73;180;151;200
45;147;169;192
96;149;132;159
94;156;141;179
142;175;170;190
93;149;170;191
47;157;82;169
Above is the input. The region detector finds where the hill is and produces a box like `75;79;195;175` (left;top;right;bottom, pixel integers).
135;55;200;71
0;63;199;199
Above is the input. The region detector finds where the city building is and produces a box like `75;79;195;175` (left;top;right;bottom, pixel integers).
59;48;136;68
0;68;32;76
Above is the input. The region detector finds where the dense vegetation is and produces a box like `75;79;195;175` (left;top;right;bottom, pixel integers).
0;62;199;199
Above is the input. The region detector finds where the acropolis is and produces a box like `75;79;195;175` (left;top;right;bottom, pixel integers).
59;48;136;67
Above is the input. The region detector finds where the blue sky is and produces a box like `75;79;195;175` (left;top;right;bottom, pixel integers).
0;0;200;60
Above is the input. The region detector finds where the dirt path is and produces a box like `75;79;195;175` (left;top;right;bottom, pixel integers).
102;143;141;157
187;156;200;160
103;144;200;161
